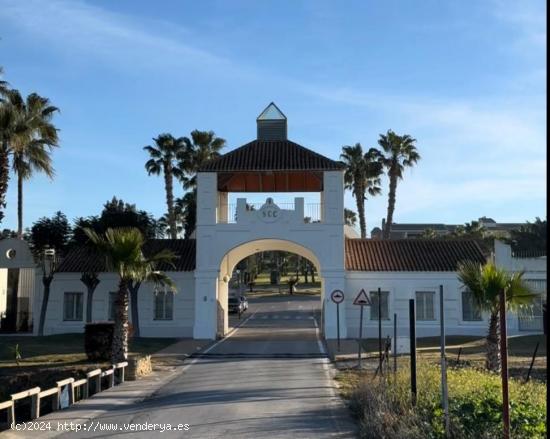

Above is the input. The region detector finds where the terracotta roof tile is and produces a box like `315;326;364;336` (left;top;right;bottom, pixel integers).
198;140;345;172
57;239;196;273
345;239;487;271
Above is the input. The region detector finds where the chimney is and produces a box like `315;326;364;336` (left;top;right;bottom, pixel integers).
257;102;287;141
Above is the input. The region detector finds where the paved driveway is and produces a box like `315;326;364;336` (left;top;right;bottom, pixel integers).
55;296;356;438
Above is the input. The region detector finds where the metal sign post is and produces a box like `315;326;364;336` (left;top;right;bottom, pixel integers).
354;289;372;369
330;290;345;352
440;285;449;437
499;289;511;439
378;287;383;376
409;299;417;405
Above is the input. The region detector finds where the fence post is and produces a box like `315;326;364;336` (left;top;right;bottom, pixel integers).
393;312;397;374
409;299;417;405
0;400;15;426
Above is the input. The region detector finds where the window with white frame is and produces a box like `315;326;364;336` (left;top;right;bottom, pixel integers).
108;292;117;321
369;291;389;320
518;280;546;331
63;292;83;321
154;291;174;320
462;290;482;321
416;291;436;321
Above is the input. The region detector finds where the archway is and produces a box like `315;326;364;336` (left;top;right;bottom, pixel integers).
216;239;323;337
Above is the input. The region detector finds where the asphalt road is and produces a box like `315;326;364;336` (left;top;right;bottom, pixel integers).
58;295;356;438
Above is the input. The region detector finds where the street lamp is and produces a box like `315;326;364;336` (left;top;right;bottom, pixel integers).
43;248;56;277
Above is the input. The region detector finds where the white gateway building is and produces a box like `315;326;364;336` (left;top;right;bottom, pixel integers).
0;104;546;339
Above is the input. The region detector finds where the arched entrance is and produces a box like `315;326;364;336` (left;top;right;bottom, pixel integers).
216;239;322;337
193;103;347;340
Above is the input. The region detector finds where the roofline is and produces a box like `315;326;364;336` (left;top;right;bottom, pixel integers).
197;138;346;172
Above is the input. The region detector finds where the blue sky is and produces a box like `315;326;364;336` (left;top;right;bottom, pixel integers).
0;0;546;234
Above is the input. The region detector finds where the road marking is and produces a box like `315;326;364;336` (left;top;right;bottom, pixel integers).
180;311;255;372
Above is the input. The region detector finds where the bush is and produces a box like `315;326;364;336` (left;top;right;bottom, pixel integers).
343;364;546;439
84;323;114;361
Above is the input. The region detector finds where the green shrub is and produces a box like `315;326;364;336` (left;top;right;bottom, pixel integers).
84;322;114;361
345;364;546;439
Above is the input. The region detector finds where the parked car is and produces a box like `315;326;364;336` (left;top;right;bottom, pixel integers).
228;297;244;314
239;295;249;310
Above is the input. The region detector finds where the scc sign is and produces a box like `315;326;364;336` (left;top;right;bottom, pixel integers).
257;198;281;223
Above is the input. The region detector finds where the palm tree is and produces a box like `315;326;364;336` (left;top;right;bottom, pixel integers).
340;143;383;238
378;130;420;239
180;130;226;189
176;190;197;238
457;261;537;371
344;208;358;227
0;94;15;225
176;130;225;236
143;134;186;239
84;227;175;361
9;91;59;237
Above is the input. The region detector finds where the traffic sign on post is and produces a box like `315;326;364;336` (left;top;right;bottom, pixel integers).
353;289;372;306
354;289;372;368
330;289;345;351
331;289;345;304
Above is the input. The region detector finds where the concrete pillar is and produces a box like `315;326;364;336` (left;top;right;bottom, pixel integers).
193;270;218;339
217;192;229;223
322;171;344;225
294;197;304;222
196;173;217;226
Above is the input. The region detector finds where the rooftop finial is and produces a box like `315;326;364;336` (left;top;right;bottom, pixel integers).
257;103;287;140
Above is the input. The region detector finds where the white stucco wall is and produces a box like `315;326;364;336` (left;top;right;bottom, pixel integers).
193;171;346;339
36;271;195;337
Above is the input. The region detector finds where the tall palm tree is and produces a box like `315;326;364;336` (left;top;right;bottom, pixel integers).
84;227;175;361
340;143;383;238
180;130;226;189
457;261;537;371
176;190;197;238
10;91;59;237
0;94;15;225
379;130;420;239
176;130;225;236
143;134;186;239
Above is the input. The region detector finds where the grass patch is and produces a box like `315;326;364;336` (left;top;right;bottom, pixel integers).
0;334;178;401
337;363;546;439
0;334;178;365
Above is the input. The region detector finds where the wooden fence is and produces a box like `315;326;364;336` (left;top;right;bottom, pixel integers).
0;361;127;425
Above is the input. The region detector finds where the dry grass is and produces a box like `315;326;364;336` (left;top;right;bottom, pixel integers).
337;335;546;382
336;361;547;439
